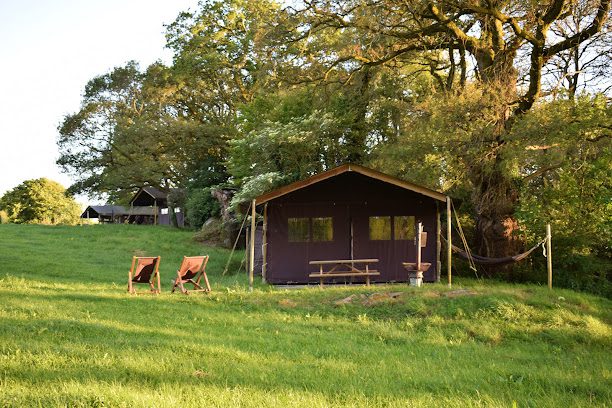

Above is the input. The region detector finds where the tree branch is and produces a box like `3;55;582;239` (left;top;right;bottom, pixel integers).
522;163;563;182
457;5;538;45
543;0;611;60
427;4;483;56
542;0;569;26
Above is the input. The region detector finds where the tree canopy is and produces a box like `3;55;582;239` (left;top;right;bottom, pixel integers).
0;178;81;225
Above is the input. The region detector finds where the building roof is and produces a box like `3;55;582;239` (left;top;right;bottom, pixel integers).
81;205;160;218
141;186;168;199
129;186;186;206
129;187;168;206
130;187;165;207
81;205;127;218
254;164;448;205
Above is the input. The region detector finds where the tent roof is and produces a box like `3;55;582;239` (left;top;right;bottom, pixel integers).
81;205;127;217
141;186;168;199
254;164;448;205
81;205;160;218
129;187;167;205
129;186;186;206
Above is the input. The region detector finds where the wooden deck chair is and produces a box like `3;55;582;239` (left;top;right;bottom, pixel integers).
172;256;211;294
128;256;161;295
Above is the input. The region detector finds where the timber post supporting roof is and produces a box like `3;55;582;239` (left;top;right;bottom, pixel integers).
254;164;448;205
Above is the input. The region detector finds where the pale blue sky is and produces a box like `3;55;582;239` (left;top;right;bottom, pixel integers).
0;0;198;201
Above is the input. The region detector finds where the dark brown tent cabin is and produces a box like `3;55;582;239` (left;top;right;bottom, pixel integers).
252;164;449;285
129;187;185;226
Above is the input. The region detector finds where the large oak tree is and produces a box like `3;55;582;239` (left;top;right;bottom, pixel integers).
287;0;610;261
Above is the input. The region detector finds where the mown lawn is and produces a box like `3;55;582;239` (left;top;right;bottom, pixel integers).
0;224;610;407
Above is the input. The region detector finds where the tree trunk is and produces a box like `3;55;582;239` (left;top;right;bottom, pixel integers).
470;156;522;277
345;67;372;163
169;205;179;228
211;188;241;248
469;49;523;277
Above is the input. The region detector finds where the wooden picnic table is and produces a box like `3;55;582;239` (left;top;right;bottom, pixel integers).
308;259;380;287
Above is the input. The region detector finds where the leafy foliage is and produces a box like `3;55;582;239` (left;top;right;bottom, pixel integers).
57;61;227;200
229;172;289;211
512;95;611;295
185;187;221;229
512;95;611;251
0;178;81;225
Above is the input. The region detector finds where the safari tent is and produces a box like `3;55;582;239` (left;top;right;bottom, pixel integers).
251;164;450;284
128;187;185;226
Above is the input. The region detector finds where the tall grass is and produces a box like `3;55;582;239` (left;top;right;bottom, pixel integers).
0;224;610;407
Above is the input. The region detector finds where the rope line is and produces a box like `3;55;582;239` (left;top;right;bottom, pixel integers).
451;200;477;273
442;235;547;265
222;201;251;276
446;199;547;267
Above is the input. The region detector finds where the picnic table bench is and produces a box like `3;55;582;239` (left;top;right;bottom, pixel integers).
309;259;380;287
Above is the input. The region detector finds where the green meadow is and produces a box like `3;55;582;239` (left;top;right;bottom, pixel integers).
0;224;610;407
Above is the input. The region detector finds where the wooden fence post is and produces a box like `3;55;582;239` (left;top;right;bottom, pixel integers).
436;205;441;282
262;203;268;283
416;222;423;271
547;223;553;290
249;199;256;292
447;197;452;288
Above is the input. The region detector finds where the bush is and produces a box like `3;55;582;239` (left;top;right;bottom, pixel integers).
185;187;220;229
193;218;226;246
551;254;611;298
450;247;611;299
0;210;9;224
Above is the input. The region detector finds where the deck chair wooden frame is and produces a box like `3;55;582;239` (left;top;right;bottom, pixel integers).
172;255;211;294
128;256;161;295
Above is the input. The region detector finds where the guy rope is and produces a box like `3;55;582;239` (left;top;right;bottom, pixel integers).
222;201;252;276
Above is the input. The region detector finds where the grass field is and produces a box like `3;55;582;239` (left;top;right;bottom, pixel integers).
0;224;610;407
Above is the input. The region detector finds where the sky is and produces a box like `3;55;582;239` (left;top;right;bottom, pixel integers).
0;0;199;202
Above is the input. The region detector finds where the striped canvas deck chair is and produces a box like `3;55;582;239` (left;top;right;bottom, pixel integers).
127;256;161;295
172;256;211;294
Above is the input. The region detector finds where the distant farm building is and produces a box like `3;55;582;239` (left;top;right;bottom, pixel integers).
129;187;184;226
80;187;184;226
81;205;128;224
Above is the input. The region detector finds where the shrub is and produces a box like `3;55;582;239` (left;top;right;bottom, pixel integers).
185;187;220;229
